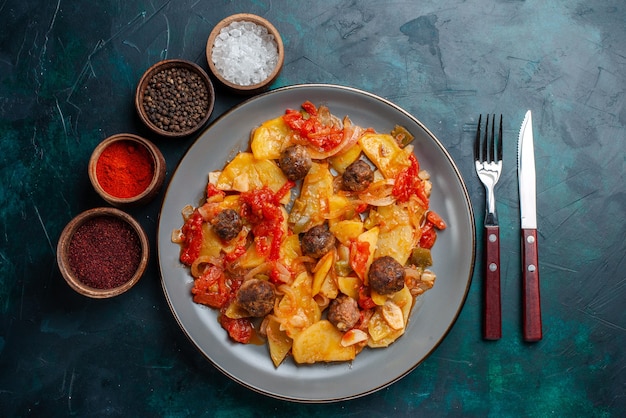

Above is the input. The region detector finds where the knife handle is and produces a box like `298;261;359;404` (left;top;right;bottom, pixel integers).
522;228;542;341
483;225;501;340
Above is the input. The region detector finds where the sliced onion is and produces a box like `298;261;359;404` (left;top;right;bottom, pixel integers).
287;256;316;279
358;179;396;206
273;261;292;284
359;195;396;207
307;147;336;160
265;313;286;328
334;117;364;155
171;228;184;244
306;117;364;160
316;105;333;125
316;105;342;128
293;255;317;265
275;284;297;316
313;293;330;309
191;255;223;278
258;316;270;338
244;261;273;281
407;195;427;229
341;329;368;347
181;204;195;220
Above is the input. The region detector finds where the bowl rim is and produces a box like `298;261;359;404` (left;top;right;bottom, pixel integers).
135;58;215;137
206;13;285;94
88;133;166;207
56;207;149;298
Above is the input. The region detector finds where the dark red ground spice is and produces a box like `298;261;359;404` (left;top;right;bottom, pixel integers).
68;216;142;289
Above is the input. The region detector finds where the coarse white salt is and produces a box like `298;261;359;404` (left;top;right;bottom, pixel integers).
211;20;279;86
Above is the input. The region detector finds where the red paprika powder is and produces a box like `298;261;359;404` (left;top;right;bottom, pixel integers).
96;140;154;198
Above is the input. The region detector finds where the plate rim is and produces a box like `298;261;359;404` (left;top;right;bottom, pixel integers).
157;83;476;403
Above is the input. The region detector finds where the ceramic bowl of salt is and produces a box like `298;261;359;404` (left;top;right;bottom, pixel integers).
206;13;284;94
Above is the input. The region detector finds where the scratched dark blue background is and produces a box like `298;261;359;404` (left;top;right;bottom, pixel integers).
1;0;624;416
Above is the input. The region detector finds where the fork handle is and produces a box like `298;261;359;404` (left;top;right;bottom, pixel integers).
522;228;542;341
483;225;501;340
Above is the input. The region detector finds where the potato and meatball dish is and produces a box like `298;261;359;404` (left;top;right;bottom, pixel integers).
172;101;446;367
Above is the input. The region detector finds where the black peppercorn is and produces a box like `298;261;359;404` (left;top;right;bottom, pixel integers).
143;67;210;133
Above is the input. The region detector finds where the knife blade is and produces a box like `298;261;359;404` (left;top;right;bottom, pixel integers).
518;110;542;341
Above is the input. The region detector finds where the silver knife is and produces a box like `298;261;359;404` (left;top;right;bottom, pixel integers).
518;110;542;341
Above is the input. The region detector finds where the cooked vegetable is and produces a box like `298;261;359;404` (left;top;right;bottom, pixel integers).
391;124;415;147
288;162;334;234
174;102;444;367
358;133;412;179
410;247;433;268
292;320;356;363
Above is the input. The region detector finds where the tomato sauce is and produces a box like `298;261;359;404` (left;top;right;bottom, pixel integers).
350;240;370;280
191;265;230;308
357;286;377;310
241;186;286;262
392;154;429;205
283;101;344;151
180;211;203;266
219;314;254;344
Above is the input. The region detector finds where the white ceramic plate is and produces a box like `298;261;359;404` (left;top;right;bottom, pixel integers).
157;84;475;403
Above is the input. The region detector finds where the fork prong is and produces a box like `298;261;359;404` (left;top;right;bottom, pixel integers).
474;114;482;161
497;114;503;162
482;114;489;162
489;113;496;162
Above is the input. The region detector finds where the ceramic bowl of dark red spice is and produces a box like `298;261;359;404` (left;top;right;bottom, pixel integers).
88;133;166;207
206;13;284;95
135;59;215;137
56;207;149;298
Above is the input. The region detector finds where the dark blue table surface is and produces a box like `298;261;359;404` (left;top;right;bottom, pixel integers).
1;0;624;416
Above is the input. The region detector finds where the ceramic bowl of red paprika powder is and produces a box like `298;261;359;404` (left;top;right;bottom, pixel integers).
56;207;149;298
89;133;166;207
135;59;215;137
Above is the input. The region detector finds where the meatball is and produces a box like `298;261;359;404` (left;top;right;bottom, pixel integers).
236;278;276;317
301;224;336;258
342;160;374;192
212;209;243;241
327;294;360;332
279;144;312;181
368;256;406;295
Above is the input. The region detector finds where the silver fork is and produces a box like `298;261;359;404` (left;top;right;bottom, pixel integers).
475;114;503;340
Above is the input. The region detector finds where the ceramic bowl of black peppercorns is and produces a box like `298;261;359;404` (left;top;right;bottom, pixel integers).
135;59;215;137
56;207;149;299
